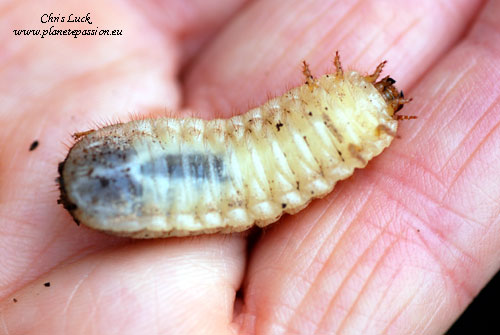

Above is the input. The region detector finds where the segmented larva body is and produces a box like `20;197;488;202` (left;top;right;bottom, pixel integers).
58;54;410;238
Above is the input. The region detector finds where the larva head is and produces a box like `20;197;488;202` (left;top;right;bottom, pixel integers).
374;76;408;116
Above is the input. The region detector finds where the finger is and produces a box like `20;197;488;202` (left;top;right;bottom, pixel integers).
240;2;500;335
177;0;489;334
0;0;246;299
0;235;246;335
183;0;485;119
0;0;178;300
133;0;250;64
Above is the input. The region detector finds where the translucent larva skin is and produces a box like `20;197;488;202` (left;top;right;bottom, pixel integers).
59;64;404;238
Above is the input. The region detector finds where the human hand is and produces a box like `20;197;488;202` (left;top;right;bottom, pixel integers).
1;0;499;334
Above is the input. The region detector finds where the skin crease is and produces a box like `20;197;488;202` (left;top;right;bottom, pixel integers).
0;0;499;334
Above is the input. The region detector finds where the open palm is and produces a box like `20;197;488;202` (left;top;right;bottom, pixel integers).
1;1;499;334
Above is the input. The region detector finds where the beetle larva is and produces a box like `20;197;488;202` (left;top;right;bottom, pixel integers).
58;53;410;238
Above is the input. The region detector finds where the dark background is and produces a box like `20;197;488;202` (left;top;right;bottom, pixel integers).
447;269;499;334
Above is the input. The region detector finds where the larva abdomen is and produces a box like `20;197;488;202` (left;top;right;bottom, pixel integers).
58;56;408;238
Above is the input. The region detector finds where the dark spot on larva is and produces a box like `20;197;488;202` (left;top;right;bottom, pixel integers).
282;203;287;209
337;149;345;162
276;122;284;131
324;106;328;110
296;181;300;190
322;113;343;143
29;140;39;151
308;112;313;116
13;298;17;303
44;282;50;287
99;178;109;188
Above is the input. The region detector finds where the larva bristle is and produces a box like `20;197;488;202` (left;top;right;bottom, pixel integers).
58;54;411;238
365;60;387;83
301;61;317;89
72;129;95;140
334;51;343;76
396;115;417;120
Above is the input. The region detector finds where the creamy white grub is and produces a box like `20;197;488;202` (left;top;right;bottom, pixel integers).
58;55;409;238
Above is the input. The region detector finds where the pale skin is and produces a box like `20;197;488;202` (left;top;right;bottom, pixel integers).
0;0;499;334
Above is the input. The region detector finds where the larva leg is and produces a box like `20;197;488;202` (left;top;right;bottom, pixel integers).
391;90;413;114
365;60;387;83
348;143;367;164
334;51;343;77
376;124;397;137
302;60;317;89
395;113;417;120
